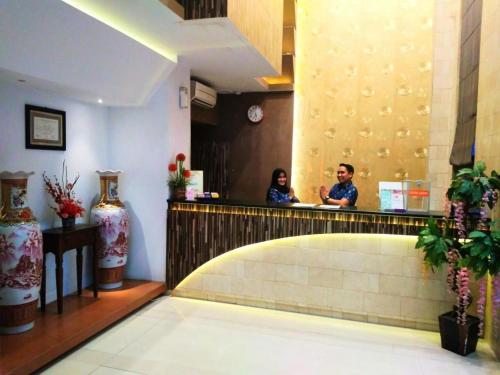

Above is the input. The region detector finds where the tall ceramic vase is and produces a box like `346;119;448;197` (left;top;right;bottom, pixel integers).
0;171;42;334
90;171;129;289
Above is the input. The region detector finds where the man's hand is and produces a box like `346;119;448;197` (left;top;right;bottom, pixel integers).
319;185;328;200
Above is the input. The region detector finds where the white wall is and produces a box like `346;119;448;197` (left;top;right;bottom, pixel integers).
0;60;191;300
0;81;109;301
107;61;191;282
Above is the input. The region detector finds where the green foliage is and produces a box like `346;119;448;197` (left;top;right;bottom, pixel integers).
415;217;453;270
461;228;500;277
168;172;189;188
446;161;500;208
417;161;500;280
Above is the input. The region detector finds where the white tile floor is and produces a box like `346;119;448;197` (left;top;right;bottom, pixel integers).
43;296;499;375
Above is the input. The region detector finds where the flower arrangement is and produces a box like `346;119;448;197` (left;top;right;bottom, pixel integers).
42;162;85;219
168;153;191;189
416;161;500;337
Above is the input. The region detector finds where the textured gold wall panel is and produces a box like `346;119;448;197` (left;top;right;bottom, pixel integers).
292;0;434;208
228;0;283;74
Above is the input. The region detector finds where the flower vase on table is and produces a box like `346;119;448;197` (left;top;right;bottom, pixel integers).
168;153;191;200
90;170;129;290
42;162;85;230
0;171;43;334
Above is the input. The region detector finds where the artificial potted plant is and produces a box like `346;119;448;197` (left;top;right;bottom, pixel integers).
168;153;191;200
42;162;85;229
416;161;500;356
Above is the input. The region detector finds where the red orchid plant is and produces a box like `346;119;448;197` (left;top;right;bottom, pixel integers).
42;161;85;219
168;153;191;189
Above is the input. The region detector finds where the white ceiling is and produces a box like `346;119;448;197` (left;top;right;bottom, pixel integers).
63;0;278;92
0;0;175;106
0;0;278;106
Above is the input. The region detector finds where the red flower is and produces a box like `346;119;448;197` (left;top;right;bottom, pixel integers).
56;198;85;218
43;162;84;218
19;209;31;220
168;152;190;188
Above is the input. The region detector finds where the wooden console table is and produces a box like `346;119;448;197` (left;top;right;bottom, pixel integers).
41;223;101;314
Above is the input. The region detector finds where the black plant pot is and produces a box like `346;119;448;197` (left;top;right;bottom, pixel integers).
61;217;76;230
438;311;480;356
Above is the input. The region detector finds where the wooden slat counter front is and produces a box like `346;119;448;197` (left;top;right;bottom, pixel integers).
166;199;444;291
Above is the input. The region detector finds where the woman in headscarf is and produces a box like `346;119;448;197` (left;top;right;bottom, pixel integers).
266;168;300;203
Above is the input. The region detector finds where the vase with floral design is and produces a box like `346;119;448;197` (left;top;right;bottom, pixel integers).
90;170;129;289
0;171;43;334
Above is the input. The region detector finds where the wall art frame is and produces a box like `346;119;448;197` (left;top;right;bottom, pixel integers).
25;104;66;150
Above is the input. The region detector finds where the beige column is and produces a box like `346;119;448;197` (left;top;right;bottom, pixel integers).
427;0;461;211
475;0;500;360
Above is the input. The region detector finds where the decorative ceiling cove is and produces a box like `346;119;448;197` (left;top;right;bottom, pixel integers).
292;0;434;208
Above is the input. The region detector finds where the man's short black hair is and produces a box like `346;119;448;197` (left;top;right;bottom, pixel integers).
339;163;354;174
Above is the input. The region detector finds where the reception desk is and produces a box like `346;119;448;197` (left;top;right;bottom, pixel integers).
167;199;451;330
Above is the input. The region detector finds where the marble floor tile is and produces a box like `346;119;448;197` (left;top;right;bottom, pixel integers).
44;296;498;375
65;348;115;366
91;368;142;375
41;360;99;375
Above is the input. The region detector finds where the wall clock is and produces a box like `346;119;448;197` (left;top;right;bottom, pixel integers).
247;104;264;123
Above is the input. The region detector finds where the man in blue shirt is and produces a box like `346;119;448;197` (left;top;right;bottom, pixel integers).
319;163;358;206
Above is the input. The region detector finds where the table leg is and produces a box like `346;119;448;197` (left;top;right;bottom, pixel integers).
92;240;98;298
55;252;63;314
76;247;83;295
40;252;46;312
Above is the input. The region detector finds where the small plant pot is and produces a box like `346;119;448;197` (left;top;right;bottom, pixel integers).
173;188;186;200
61;217;76;230
438;311;480;356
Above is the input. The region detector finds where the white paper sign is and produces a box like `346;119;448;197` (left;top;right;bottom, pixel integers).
317;204;341;210
291;203;317;208
186;170;203;200
379;181;404;210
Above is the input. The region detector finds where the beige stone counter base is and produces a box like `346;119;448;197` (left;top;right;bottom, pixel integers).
172;234;454;331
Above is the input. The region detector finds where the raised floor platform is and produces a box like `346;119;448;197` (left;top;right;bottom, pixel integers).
0;280;166;375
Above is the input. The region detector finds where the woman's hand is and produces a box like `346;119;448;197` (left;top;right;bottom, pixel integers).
289;187;295;198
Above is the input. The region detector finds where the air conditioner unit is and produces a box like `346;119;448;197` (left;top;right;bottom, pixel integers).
190;80;217;109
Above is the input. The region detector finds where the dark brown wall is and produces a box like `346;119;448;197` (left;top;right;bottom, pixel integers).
191;92;294;201
450;0;482;166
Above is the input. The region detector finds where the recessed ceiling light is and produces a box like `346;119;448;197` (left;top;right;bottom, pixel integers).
18;79;26;83
98;98;103;104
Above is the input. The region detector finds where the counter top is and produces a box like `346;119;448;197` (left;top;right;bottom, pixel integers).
167;198;446;290
167;198;444;218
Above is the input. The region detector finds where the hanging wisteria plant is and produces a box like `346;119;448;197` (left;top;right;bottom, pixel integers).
416;161;500;336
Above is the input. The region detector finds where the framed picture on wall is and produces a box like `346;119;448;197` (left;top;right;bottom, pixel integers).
25;104;66;150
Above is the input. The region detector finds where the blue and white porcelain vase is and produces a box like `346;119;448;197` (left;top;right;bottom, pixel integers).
0;171;42;334
90;170;129;289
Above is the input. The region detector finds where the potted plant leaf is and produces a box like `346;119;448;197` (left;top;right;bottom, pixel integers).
168;153;191;200
416;161;500;356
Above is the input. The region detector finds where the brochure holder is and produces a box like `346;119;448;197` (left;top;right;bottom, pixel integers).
379;181;405;211
402;180;430;212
